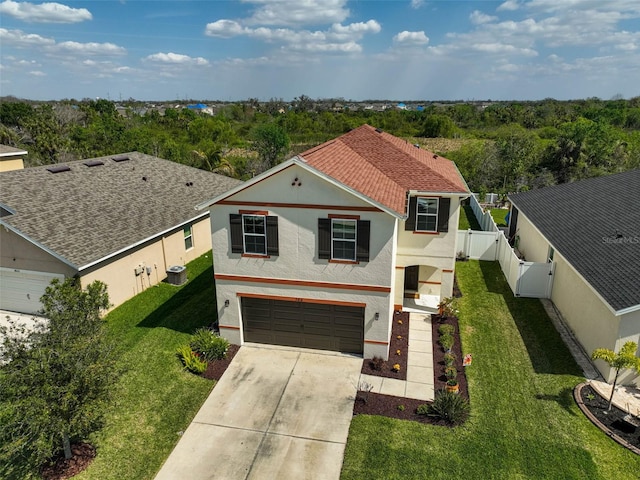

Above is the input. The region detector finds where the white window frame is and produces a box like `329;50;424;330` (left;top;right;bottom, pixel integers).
242;214;267;255
184;225;193;250
331;218;357;261
416;197;438;232
547;246;555;263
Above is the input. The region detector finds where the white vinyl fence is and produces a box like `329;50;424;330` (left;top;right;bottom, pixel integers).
458;195;553;298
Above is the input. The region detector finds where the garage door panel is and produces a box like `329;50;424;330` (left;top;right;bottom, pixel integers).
0;268;63;314
241;297;363;354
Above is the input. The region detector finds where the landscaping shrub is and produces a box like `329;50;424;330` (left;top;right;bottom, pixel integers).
369;356;385;371
176;345;207;374
445;366;457;380
439;333;454;351
443;352;456;366
190;328;229;361
438;324;455;336
416;404;430;415
425;389;470;425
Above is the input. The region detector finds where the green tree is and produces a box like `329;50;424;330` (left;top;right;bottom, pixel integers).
421;114;456;138
250;122;290;171
591;342;640;411
0;279;117;478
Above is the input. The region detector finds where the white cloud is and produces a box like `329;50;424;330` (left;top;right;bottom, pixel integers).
497;0;520;11
470;10;498;25
410;0;425;9
243;0;350;26
206;18;379;54
205;19;246;38
28;70;46;76
393;31;429;46
0;28;55;47
50;41;126;56
0;0;92;24
145;52;209;66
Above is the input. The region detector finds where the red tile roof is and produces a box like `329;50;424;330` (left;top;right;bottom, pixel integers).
298;124;469;216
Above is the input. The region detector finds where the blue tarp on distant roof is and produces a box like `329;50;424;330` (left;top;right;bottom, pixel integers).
187;103;207;109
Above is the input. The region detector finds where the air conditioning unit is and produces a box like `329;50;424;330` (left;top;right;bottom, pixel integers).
166;265;187;286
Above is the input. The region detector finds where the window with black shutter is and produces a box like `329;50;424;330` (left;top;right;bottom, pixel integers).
318;217;370;262
229;213;279;256
405;197;450;233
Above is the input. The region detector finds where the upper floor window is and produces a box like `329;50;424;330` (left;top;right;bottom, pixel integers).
405;196;451;233
318;216;370;263
331;219;357;261
242;214;266;255
229;212;279;256
416;198;438;232
184;225;193;250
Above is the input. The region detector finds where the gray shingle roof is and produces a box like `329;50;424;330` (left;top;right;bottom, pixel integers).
0;152;242;269
509;169;640;312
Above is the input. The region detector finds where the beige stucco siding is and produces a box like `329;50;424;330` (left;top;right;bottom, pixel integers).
514;210;638;385
0;229;76;276
0;157;25;172
80;216;211;310
395;196;461;297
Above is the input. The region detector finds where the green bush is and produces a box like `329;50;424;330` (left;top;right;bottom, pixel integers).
176;345;207;374
438;324;455;336
445;366;457;380
416;403;430;416
190;328;229;361
443;352;456;366
426;389;470;425
439;333;454;351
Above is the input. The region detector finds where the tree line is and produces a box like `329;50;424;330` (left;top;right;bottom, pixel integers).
1;96;639;195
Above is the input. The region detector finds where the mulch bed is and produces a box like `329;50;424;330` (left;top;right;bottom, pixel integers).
41;443;96;480
202;344;240;380
360;310;408;380
575;383;640;455
355;310;469;424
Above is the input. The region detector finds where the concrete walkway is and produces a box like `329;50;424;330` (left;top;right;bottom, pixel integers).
155;345;362;480
359;312;435;401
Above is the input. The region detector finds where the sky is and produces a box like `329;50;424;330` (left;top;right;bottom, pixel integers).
1;0;639;102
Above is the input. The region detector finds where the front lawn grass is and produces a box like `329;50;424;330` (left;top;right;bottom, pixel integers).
342;261;640;480
75;252;217;480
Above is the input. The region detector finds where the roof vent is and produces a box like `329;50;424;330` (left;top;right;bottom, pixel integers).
112;155;130;162
375;128;383;133
185;181;194;187
433;154;438;159
414;144;420;148
84;160;104;167
47;165;71;174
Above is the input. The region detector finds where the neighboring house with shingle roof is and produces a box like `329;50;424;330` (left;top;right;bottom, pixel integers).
0;152;241;313
0;144;27;172
197;125;470;360
508;169;640;386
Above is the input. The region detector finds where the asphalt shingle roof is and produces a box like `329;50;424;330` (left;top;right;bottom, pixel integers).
0;152;242;269
509;169;640;312
299;125;469;215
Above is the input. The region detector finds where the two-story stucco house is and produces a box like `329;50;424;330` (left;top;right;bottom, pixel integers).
198;125;469;359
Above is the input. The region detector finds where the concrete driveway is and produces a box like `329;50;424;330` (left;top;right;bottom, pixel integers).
155;345;362;480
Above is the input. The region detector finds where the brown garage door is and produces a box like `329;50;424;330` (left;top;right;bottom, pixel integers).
241;297;364;354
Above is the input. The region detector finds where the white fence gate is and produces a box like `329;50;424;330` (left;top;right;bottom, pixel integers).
459;195;554;298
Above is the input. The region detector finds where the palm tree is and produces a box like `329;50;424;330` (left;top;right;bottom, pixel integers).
591;342;640;411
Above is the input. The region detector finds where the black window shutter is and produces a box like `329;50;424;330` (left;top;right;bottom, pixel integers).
356;220;370;262
405;196;417;231
230;214;243;253
266;216;279;256
318;218;331;259
437;198;451;233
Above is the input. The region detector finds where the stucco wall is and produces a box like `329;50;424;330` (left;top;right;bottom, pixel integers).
0;157;25;172
210;164;396;358
616;309;640;387
0;228;76;276
81;216;211;310
395;195;461;297
511;211;550;263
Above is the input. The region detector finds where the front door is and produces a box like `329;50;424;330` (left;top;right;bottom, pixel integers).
404;265;419;291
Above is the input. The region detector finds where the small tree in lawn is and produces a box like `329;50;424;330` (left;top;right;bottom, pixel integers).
0;278;117;478
591;341;640;411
